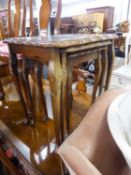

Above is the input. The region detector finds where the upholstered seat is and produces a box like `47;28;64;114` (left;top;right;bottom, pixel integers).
58;89;130;175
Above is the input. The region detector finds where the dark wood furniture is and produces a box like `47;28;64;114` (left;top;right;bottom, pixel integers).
86;6;114;32
59;6;114;34
60;17;75;34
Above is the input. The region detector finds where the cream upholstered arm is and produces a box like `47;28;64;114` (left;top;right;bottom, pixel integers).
59;144;102;175
58;89;128;175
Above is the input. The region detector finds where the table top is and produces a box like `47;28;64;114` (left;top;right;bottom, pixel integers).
4;34;116;49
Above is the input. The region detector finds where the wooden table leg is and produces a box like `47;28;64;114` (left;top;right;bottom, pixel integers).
9;51;29;124
22;59;35;125
99;48;108;95
61;52;68;141
92;51;102;103
49;50;63;146
105;43;115;90
36;62;48;121
65;64;73;135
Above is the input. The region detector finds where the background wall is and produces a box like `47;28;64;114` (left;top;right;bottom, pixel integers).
0;0;131;28
61;0;130;26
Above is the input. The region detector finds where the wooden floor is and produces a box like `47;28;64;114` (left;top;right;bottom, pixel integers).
0;80;91;175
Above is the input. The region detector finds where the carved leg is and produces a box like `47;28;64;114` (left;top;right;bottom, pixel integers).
49;50;63;146
105;43;115;90
9;51;29;124
92;52;102;103
36;62;48;121
0;80;4;100
66;64;73;135
22;59;35;125
60;53;68;141
99;48;108;95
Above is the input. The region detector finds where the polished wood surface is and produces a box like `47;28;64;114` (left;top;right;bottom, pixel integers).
0;101;61;175
0;88;91;174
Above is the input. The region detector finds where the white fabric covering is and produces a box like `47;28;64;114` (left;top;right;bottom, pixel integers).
108;91;131;169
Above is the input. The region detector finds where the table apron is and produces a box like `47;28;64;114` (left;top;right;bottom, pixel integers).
61;40;112;53
67;52;99;68
9;41;112;64
9;44;53;63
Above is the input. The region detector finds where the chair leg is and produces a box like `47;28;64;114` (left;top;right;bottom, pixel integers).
0;80;4;100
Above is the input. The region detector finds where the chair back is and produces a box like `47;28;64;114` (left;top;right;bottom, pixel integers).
0;0;62;38
54;0;62;34
0;0;34;38
39;0;51;33
8;0;23;37
39;0;62;35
